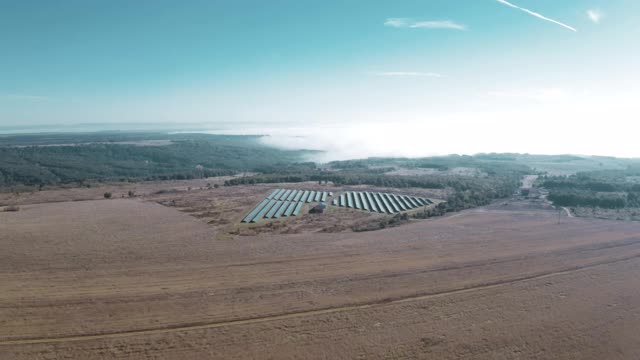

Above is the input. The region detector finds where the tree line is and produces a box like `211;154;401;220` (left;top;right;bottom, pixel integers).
543;170;640;209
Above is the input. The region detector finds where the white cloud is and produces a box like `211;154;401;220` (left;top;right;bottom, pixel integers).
587;9;603;24
384;18;466;31
410;21;466;30
372;72;444;78
384;18;409;28
496;0;578;32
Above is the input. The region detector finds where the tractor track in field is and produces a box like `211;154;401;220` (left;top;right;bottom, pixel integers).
4;252;640;346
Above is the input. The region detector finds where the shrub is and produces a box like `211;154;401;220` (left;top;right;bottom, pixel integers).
4;205;20;212
103;192;112;199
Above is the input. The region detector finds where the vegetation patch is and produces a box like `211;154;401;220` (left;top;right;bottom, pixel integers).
543;169;640;209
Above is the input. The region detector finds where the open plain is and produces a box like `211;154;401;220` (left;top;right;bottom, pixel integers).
2;185;640;359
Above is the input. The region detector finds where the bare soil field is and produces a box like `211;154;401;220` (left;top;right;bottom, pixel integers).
140;181;445;236
1;180;446;236
2;188;640;359
0;176;239;206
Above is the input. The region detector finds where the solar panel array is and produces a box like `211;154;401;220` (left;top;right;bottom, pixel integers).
331;192;433;214
242;189;332;223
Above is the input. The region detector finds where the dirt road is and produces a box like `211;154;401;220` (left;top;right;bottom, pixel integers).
562;206;575;218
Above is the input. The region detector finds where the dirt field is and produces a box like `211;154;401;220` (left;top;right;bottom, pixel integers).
3;187;640;359
0;180;446;236
0;176;239;206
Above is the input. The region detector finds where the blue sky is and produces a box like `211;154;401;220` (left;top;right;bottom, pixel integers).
1;1;639;156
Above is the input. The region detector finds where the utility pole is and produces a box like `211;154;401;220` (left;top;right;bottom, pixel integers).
557;207;562;224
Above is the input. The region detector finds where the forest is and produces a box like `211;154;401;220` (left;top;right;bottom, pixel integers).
543;169;640;209
0;133;312;188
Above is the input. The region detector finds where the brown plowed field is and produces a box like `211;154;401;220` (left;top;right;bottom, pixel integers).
2;196;640;359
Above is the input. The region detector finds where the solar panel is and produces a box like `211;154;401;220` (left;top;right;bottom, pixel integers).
395;194;411;209
373;193;387;213
385;193;401;212
284;201;297;216
359;192;369;211
245;188;435;223
251;199;277;223
287;190;298;201
265;201;283;218
378;193;395;213
366;192;378;212
266;189;281;200
353;192;361;209
273;201;289;218
382;193;400;212
391;194;407;211
411;196;424;206
242;198;270;223
292;201;304;216
279;189;292;201
405;195;420;208
276;189;288;200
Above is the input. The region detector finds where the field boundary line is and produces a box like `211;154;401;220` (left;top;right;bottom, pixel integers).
3;253;640;346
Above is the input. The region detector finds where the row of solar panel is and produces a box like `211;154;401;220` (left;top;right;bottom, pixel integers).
266;188;332;203
330;192;432;214
242;189;332;223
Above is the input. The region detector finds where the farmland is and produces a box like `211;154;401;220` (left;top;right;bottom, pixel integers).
3;180;640;359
